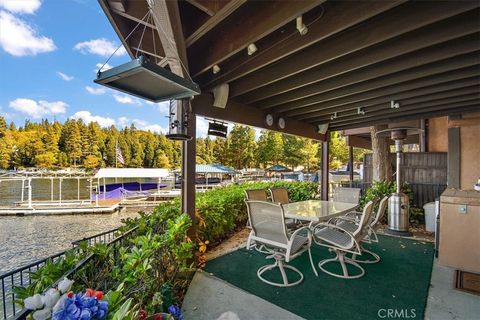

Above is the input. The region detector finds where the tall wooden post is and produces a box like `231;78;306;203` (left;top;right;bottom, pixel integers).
371;125;392;182
181;111;196;224
348;146;354;187
321;135;329;200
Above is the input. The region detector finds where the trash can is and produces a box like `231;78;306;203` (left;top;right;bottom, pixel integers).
423;202;436;232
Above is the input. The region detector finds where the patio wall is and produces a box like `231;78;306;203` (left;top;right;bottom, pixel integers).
428;117;448;152
459;114;480;190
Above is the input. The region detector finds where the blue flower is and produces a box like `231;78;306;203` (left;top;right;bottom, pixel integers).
168;304;183;320
52;291;108;320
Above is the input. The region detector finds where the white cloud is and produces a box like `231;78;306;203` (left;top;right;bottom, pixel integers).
0;10;55;56
132;119;165;133
9;98;67;118
146;101;169;115
74;38;126;57
57;71;74;81
85;85;106;95
116;117;165;133
0;0;41;14
94;62;112;73
113;94;141;106
196;117;209;138
71;111;115;127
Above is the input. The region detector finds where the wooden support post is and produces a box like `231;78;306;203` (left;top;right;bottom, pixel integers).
321;136;329;200
447;115;461;189
349;146;354;187
181;111;196;224
420;119;426;152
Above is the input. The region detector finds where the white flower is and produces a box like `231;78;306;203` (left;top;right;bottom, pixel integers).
24;294;44;310
42;288;60;309
32;307;52;320
57;277;74;293
52;293;67;313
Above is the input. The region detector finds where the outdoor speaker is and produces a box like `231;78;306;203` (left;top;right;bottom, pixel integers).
318;123;329;135
166;99;192;141
213;83;229;108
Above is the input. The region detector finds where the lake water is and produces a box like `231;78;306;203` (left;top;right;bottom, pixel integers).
0;178;144;275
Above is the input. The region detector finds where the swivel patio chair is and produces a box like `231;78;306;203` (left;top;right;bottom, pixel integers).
245;200;318;287
335;196;389;264
313;201;374;279
269;187;303;227
245;189;273;254
332;187;361;204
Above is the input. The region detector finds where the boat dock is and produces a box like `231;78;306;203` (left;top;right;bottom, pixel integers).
0;199;121;216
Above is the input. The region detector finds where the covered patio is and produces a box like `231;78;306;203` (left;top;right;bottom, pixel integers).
96;1;480;319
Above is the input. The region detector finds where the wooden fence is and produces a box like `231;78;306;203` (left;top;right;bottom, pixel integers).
361;152;447;207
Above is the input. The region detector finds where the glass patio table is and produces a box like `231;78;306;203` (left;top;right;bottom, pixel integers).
283;200;359;222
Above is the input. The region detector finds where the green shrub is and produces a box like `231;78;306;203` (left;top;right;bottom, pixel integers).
359;181;422;225
195;181;319;242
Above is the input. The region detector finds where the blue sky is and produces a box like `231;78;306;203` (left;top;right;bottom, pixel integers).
0;0;222;136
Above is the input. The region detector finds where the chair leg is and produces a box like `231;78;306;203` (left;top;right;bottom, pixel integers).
255;244;274;255
257;254;304;287
308;248;319;277
350;243;381;264
318;250;365;279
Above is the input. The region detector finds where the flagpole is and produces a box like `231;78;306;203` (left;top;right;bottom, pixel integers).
115;140;118;168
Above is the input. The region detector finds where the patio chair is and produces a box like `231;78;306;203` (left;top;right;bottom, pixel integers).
313;201;374;279
245;200;318;287
245;189;273;254
269;187;302;227
332;187;361;204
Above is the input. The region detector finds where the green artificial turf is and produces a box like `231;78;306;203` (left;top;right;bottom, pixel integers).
204;235;434;320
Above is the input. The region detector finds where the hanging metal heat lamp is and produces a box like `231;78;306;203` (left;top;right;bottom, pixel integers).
93;11;200;141
376;127;424;236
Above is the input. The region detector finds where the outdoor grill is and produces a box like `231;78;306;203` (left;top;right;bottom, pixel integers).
376;128;423;236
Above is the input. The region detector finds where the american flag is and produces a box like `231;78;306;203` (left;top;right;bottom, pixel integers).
116;143;124;165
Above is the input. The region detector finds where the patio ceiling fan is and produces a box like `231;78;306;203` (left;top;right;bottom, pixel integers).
376;127;424;236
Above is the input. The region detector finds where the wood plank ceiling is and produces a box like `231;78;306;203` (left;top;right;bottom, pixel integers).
99;0;480;136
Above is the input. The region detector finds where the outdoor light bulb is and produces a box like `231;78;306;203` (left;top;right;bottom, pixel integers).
296;16;308;35
213;65;221;74
247;43;258;55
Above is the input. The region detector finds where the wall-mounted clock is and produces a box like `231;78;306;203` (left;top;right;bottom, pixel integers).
278;117;285;129
265;114;274;126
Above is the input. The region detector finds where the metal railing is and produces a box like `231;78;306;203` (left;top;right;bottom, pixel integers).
0;227;124;320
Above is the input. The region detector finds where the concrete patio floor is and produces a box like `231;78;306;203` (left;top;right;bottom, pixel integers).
184;241;480;320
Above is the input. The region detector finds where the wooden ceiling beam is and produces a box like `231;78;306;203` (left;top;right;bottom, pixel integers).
448;117;480;128
260;51;480;112
246;33;479;107
330;103;480;131
196;0;404;89
190;94;324;141
346;136;372;150
312;89;480;125
188;0;325;77
231;7;480;99
110;2;156;30
186;0;246;47
147;0;188;76
286;66;479;119
301;78;480;121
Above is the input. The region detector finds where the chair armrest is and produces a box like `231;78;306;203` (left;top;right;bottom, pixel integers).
329;216;359;225
290;225;312;238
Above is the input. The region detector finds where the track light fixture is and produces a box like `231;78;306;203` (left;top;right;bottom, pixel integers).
212;64;221;74
357;107;365;115
296;16;308;35
247;43;258;55
391;100;400;109
331;112;338;120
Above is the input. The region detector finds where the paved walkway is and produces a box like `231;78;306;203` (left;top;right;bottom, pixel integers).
182;271;304;320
